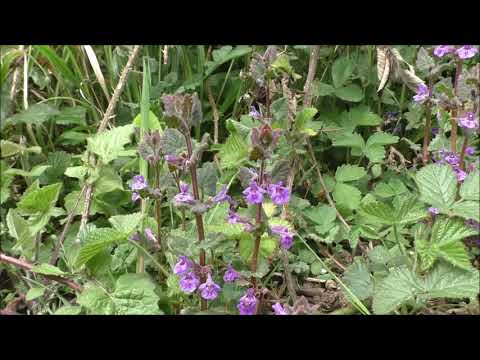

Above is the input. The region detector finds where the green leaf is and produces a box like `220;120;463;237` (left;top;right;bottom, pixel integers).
333;183;361;210
366;132;399;147
17;183;62;214
349;105;383;127
295;107;318;131
372;265;423;314
239;233;277;263
343;258;374;301
197;162;218;196
77;284;115;315
109;212;143;235
368;245;392;266
303;204;336;226
359;201;395;225
1;140;25;157
93;166;123;194
133;110;162;130
6;165;51;178
54;107;87;126
332;56;354;88
87;124;134;164
26;287;45;301
373;178;408;198
460;170;479;201
4;103;60;126
31;263;67;276
313;81;335;97
218;133;248;169
112;273;162;315
335;164;366;182
75;228;126;267
161;128;187;155
54;305;83;315
425;263;480;300
331;132;365;149
39;151;72;184
450;200;480;222
415;164;457;209
65;166;88;180
205;46;252;78
334;84;364;102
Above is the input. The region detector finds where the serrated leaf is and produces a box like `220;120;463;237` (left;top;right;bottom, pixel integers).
303;204;336;226
366;132;399;147
372;265;424;314
343;257;374;301
6;165;51;178
333;183;361;210
17;183;62;214
31;263;66;276
218;133;248;169
295;107;318;131
460;170;479;201
334;84;364;102
425;263;479;300
415;164;457;209
450;200;480;222
54;106;87;126
87;124;134;164
54;306;83;315
313;81;335;97
93;166;123;194
4;103;60;126
359;201;395;225
368;245;392;265
197;162;218;196
109;212;143;235
77;284;115;315
332;56;354;88
349;105;383;127
331;132;365;149
75;228;126;267
373;178;408;198
112;273;162;315
335;164;366;182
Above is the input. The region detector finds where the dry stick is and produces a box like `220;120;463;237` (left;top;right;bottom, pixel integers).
280;249;298;302
0;253;83;292
49;184;87;265
451;59;463;152
9;46;24;110
307;140;351;231
77;45;141;239
303;45;321;108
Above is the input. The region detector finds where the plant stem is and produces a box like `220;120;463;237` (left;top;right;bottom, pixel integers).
451;59;463;152
250;159;266;285
184;133;207;311
459;136;469;170
422;103;432;165
154;164;162;248
303;45;320;108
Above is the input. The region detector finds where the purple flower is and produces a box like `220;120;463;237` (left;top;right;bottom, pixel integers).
453;166;467;182
131;175;148;191
440;150;460;166
431;128;439;136
413;83;429;104
198;274;222;300
465;147;475;156
227;210;254;232
164;154;177;163
466;219;480;231
458;112;479;129
130;233;141;242
174;181;195;206
243;180;266;204
271;225;294;250
456;45;478;60
428;207;440;215
433;45;455;58
272;303;288;315
144;228;157;243
179;271;200;294
132;192;141;202
212;185;231;204
174;255;193;275
267;181;291;205
237;288;258;315
223;264;240;282
249;106;261;119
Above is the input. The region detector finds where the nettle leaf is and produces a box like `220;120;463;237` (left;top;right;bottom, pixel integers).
133;110;162;130
415;164;457;209
349;105;382;127
450;201;480;222
17;183;62;214
372;265;424;314
460;170;479;201
39;151;72;184
364;132;398;163
334;84;364;102
359;201;395;225
332;56;354;88
373;178;408;198
54;107;87;126
75;228;126;267
77;284;115;315
4;103;60;126
418;217;477;271
87;124;134;164
395;195;428;225
335;164;366;182
218;133;248;170
31;263;67;277
425;262;479;300
109;212;143;235
331;132;365;150
112;273;162;315
333;183;361;210
303;204;336;227
343;257;374;301
93;166;123;194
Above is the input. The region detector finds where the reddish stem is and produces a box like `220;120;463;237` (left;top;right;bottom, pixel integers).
451;59;463;152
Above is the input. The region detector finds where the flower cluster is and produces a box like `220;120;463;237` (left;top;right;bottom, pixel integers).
130;175;148;202
433;45;478;60
237;288;258;315
173;182;195;207
435;150;469;182
271;225;295;250
413;83;429;104
243;179;290;206
458;112;479;130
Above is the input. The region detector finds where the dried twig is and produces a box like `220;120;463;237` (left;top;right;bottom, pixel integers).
0;253;83;292
77;45;142;240
303;45;320;108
